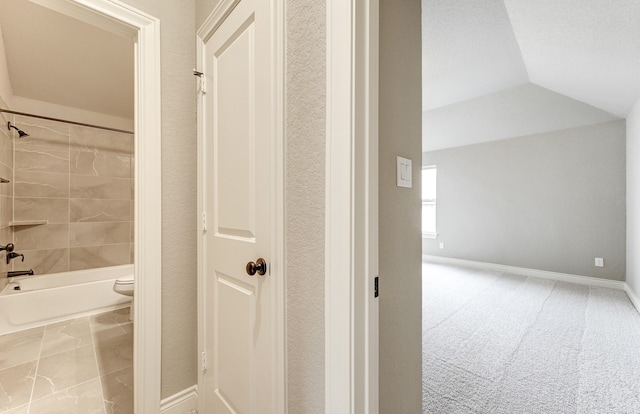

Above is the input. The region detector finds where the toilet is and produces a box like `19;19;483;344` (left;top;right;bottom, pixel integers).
113;274;135;321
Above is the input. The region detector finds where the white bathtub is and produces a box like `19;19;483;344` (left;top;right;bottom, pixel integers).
0;264;133;335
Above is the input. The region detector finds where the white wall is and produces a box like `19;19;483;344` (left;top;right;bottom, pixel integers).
120;0;198;399
284;0;326;412
627;98;640;299
0;26;14;108
379;0;423;412
424;121;627;280
9;96;133;132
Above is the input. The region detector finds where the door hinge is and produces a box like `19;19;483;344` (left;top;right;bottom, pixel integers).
193;69;206;94
374;276;379;298
201;350;207;372
200;76;207;94
202;212;207;232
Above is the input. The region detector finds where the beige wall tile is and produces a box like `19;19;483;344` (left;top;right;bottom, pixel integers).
0;226;12;282
14;171;69;198
70;151;131;178
13;198;69;223
13;117;69;152
70;125;132;155
0;164;12;197
1;196;12;230
70;199;130;222
69;244;131;271
14;224;69;250
0;131;13;169
6;121;135;275
15;248;69;275
70;222;130;247
14;148;69;174
70;175;131;200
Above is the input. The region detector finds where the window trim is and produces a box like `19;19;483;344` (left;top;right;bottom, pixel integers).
422;166;437;239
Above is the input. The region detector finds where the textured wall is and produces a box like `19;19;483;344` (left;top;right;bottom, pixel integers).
0;28;13;108
195;0;219;29
379;0;423;412
119;0;198;398
423;121;627;280
285;0;326;412
628;100;640;296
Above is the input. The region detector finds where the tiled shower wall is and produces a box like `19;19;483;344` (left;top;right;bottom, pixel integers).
8;116;134;275
0;111;13;288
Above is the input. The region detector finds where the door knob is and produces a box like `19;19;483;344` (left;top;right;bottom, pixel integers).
246;258;267;276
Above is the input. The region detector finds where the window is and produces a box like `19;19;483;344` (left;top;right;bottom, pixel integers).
422;166;437;238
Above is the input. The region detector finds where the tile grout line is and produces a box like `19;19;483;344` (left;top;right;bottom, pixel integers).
88;315;109;414
25;325;47;414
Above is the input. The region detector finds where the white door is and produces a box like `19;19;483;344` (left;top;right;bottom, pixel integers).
199;0;280;412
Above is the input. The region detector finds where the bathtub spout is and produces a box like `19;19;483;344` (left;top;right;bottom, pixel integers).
7;269;34;277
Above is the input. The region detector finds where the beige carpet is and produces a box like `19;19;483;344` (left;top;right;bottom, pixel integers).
422;262;640;414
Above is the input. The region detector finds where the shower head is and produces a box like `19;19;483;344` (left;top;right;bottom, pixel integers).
7;122;29;138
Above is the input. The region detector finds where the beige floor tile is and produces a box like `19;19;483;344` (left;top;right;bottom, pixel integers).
41;317;93;358
1;404;29;414
101;366;133;414
90;308;130;333
29;378;105;414
0;361;37;412
32;345;99;401
93;323;133;377
0;327;44;370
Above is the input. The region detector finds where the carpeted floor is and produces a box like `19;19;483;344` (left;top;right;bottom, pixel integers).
422;262;640;414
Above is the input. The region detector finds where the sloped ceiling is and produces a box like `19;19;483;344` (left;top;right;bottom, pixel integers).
0;0;133;119
423;0;640;151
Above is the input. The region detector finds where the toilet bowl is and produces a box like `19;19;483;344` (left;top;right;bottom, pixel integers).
113;274;134;321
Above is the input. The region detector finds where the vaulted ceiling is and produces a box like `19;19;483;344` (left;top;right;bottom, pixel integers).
422;0;640;151
0;0;133;120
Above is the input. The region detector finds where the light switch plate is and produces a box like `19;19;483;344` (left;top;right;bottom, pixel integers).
595;257;604;267
397;156;412;188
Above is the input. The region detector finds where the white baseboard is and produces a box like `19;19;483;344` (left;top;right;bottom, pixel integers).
625;285;640;315
160;385;197;414
423;255;627;290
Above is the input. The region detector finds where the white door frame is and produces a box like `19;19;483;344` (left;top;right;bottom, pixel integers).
196;0;286;412
326;0;379;412
29;1;163;412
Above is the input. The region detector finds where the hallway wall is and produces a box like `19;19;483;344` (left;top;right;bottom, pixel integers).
379;0;423;412
628;99;640;299
423;121;627;281
119;0;198;398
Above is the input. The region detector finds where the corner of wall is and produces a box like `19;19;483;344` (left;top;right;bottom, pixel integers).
626;97;640;304
0;25;14;109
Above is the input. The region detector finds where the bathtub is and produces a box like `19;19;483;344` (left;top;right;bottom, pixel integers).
0;264;133;335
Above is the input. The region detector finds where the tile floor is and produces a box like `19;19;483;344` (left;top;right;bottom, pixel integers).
0;307;133;414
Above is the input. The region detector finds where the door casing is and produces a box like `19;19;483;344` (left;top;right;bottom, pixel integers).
326;0;379;412
29;0;163;412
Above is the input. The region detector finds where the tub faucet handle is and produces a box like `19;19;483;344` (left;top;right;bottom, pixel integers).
6;252;24;265
0;243;14;252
